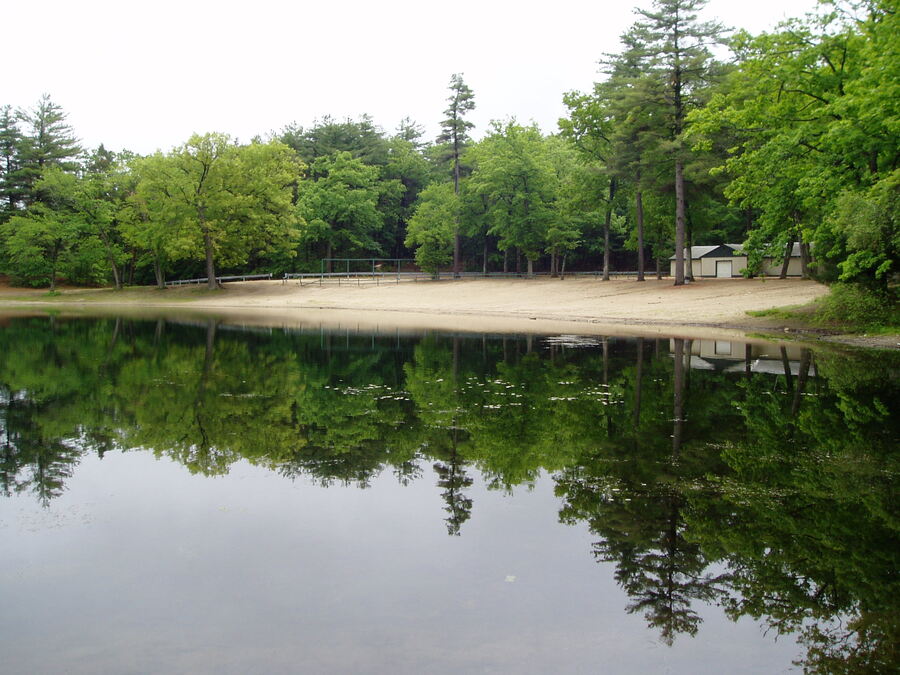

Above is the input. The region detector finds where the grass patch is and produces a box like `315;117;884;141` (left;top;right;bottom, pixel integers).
748;283;900;335
814;283;899;331
746;306;806;320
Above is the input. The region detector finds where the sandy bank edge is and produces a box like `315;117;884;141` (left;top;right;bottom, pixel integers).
1;278;895;349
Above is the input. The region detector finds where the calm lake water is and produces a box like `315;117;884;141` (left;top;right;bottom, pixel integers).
1;315;897;674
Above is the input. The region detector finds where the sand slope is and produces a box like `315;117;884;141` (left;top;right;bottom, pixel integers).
1;276;836;338
204;277;826;325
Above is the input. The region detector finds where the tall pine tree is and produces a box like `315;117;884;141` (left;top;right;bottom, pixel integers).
437;73;476;275
629;0;725;285
0;105;24;218
17;94;82;205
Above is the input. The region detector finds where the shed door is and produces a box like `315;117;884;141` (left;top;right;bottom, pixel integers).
716;260;732;278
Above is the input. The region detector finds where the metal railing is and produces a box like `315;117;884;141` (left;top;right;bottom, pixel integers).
166;270;656;287
165;273;273;286
282;270;554;285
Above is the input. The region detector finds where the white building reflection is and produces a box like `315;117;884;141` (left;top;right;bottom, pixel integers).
669;339;816;376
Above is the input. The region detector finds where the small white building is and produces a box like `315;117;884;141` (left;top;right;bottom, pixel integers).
669;243;803;278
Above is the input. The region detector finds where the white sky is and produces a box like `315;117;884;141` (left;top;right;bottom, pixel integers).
5;0;821;155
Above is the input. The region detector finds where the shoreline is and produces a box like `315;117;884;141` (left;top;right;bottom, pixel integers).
1;277;896;349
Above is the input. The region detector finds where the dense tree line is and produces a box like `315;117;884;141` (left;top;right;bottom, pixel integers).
0;0;896;309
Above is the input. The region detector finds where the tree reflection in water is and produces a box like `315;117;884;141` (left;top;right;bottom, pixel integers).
0;316;896;669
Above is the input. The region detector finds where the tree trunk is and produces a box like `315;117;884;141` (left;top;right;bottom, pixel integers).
503;248;508;273
636;188;645;281
779;239;793;279
780;346;794;392
110;260;122;291
656;255;662;280
200;206;217;290
672;338;685;456
550;250;557;277
453;140;461;276
49;249;57;291
527;257;533;278
560;254;567;280
483;238;488;275
204;230;217;290
515;248;521;275
799;235;811;279
603;215;611;281
110;317;121;348
205;321;217;365
602;179;616;281
153;257;166;290
674;160;686;286
791;349;812;418
193;319;218;457
98;227;123;290
602;338;610;437
128;249;137;285
634;338;644;425
685;201;694;282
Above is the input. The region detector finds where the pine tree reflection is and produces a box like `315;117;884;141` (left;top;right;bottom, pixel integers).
0;316;896;669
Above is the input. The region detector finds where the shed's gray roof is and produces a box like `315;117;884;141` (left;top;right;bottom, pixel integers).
670;244;744;260
669;242;802;260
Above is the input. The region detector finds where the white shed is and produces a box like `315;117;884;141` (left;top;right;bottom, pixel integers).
669;244;747;278
669;243;803;277
761;242;804;277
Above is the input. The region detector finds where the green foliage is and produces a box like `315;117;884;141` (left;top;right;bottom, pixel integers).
1;1;895;288
0;105;25;219
0;166;122;288
437;73;476;187
15;94;82;204
2;208;74;287
689;2;899;287
280;114;390;166
380;135;431;258
1;318;897;673
296;151;383;263
467;122;557;271
121;152;195;286
136;134;302;286
405;182;456;276
827;170;899;286
815;283;900;330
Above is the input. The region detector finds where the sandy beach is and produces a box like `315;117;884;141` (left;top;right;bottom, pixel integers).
0;276;847;341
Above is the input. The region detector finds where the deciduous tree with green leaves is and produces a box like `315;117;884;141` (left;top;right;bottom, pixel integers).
296;151;383;271
467;122;557;277
405;182;457;277
139;134;302;289
689;0;898;305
